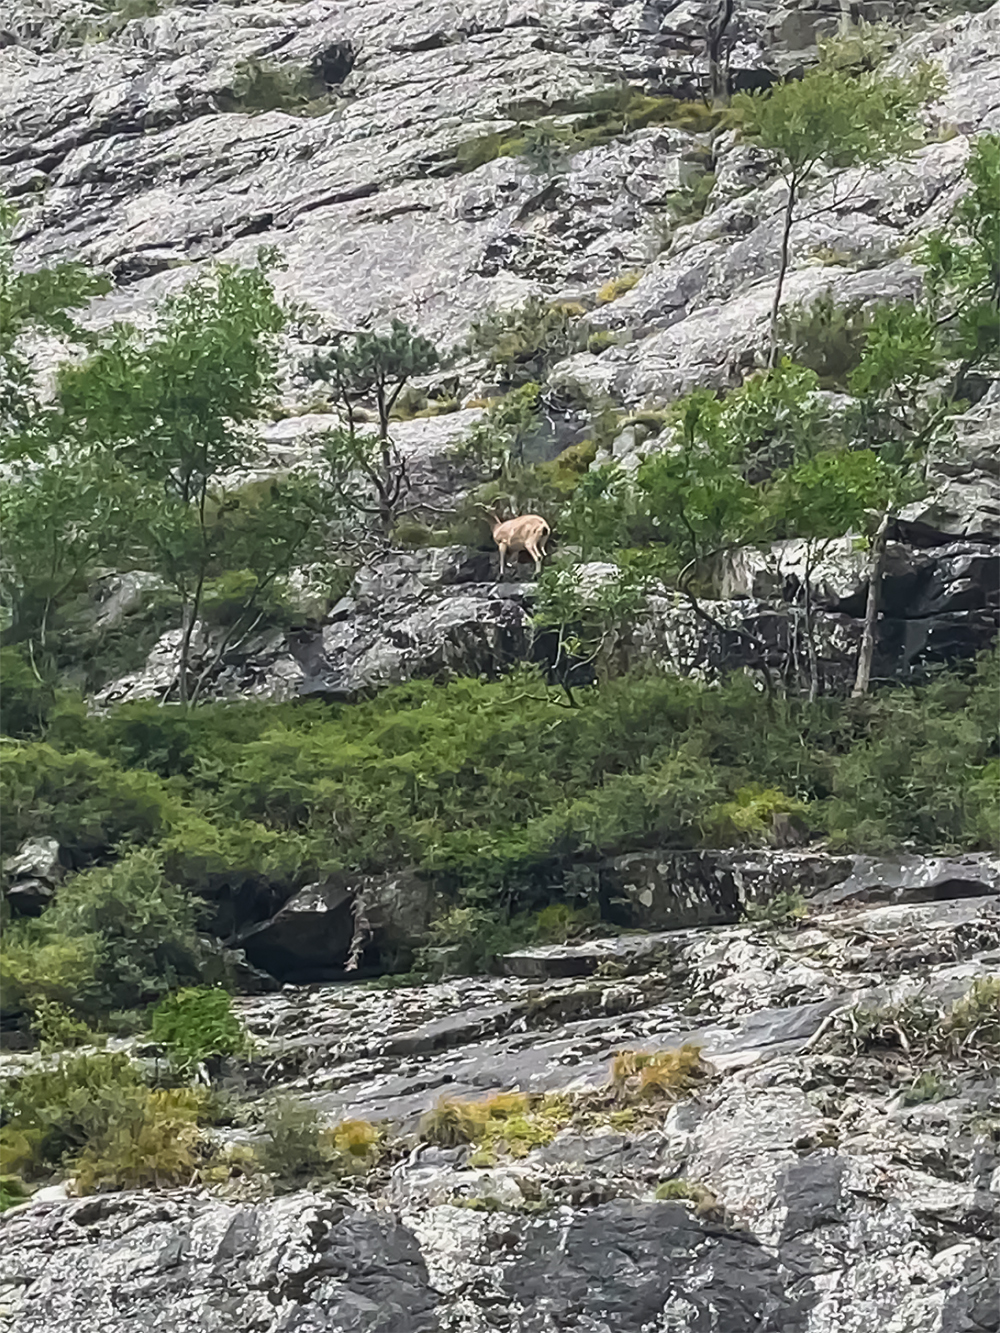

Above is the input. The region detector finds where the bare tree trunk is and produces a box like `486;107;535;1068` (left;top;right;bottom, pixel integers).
768;176;797;368
852;511;891;698
803;547;819;704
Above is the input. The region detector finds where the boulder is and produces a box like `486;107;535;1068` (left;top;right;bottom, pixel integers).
2;837;65;916
234;870;433;981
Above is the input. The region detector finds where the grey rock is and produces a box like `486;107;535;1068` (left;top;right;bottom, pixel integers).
2;837;64;916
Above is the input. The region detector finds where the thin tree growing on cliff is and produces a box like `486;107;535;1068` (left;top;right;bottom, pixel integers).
308;319;439;536
734;46;943;367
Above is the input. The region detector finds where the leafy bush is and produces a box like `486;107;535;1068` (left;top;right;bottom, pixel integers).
258;1097;327;1179
467;297;586;386
597;272;641;304
704;784;811;847
0;646;55;738
29;1000;96;1052
148;988;248;1069
42;849;205;1013
72;1088;206;1194
0;1052;210;1192
609;1044;707;1101
0;740;179;859
217;59;331;117
453;88;728;174
744;891;809;927
825;649;998;851
778;289;874;389
0;924;98;1020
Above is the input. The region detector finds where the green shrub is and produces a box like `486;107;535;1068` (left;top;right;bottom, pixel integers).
705;784;811;847
149;987;248;1069
587;332;618;354
259;1097;328;1179
0;923;98;1020
29;1000;96;1052
654;171;716;251
43;848;205;1012
825;649;998;851
467;297;586;386
744;890;808;927
0;740;179;859
452;88;729;175
0;1177;30;1212
0;1048;209;1194
1;1052;164;1179
217;59;331;117
0;646;55;738
778;289;875;389
597;272;641;305
72;1087;206;1194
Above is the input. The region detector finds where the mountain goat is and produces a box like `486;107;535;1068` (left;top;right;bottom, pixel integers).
481;507;551;579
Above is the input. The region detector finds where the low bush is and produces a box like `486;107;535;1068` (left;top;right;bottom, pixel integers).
148;988;249;1070
0;740;179;859
609;1044;707;1101
0;924;98;1021
217;59;332;117
41;849;206;1014
467;298;586;386
258;1097;327;1179
778;289;874;389
597;272;641;304
0;1052;211;1193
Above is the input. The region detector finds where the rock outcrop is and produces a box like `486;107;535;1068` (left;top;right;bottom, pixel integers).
2;880;998;1330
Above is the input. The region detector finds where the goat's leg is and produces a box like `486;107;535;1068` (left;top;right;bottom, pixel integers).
527;540;542;575
497;543;507;581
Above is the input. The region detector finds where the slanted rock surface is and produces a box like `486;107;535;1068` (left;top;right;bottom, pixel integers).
2;883;998;1330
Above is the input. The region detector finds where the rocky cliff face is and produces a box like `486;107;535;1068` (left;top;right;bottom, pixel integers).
2;871;998;1331
2;1;998;1327
3;0;998;709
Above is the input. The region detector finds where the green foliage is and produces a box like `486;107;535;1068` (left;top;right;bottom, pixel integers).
705;784;810;847
306;319;440;534
778;289;874;389
0;740;179;859
42;848;205;1013
744;890;809;927
654;1178;718;1213
655;170;717;251
29;1000;96;1052
832;975;1000;1066
5;252;297;707
259;1097;328;1179
825;648;999;851
420;1090;571;1157
0;1176;29;1212
149;987;248;1069
0;1051;209;1192
452;383;543;473
217;59;331;117
468;297;586;386
734;54;942;358
734;60;940;183
0;199;110;462
597;272;642;305
0;646;54;737
308;319;439;442
0;921;98;1020
453;87;727;174
609;1044;706;1101
900;1071;949;1105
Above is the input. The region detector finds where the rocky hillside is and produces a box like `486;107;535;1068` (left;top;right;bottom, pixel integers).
2;0;998;709
2;864;999;1330
1;1;998;1329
